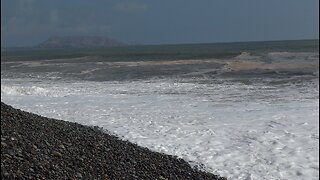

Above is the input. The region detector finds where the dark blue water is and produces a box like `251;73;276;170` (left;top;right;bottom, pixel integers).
1;40;319;83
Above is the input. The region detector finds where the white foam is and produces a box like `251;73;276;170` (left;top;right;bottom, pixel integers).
1;78;319;179
235;52;261;60
1;85;56;97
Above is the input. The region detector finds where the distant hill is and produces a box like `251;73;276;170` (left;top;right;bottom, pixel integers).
37;36;126;49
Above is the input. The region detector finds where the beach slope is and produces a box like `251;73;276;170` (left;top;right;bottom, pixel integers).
1;102;224;179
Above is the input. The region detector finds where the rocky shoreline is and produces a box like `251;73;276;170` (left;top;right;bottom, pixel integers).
1;102;225;179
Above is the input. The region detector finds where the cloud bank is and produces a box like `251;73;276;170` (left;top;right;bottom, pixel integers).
113;1;148;13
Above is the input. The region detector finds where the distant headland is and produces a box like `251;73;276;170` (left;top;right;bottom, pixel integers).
37;36;126;49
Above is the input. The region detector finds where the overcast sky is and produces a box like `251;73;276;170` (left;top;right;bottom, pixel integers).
1;0;319;47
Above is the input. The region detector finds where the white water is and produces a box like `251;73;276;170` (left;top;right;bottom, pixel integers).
1;78;319;180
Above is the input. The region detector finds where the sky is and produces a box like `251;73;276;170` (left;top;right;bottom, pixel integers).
1;0;319;47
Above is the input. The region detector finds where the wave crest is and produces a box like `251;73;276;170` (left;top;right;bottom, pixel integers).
1;85;60;97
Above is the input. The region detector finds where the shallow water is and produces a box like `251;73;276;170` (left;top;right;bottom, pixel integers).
1;41;319;179
1;76;319;179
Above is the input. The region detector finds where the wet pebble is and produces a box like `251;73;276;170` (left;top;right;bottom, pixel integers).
1;102;224;180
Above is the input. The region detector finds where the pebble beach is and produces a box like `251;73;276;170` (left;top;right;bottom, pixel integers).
1;102;224;179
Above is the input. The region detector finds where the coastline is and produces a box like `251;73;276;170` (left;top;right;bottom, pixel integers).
1;102;224;179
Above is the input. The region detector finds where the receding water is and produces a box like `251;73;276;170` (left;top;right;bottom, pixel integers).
1;40;319;179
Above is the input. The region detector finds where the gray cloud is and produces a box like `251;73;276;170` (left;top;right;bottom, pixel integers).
50;9;58;25
113;1;148;13
16;0;36;15
2;0;114;46
1;0;318;47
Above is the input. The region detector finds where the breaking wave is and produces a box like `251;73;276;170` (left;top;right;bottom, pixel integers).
1;85;62;97
223;52;319;76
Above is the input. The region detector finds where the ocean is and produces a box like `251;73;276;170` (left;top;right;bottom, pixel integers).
1;40;319;179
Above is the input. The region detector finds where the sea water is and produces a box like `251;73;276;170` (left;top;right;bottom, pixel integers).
1;40;319;179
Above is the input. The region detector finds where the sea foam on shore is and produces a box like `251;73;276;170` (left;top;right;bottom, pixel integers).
1;102;224;179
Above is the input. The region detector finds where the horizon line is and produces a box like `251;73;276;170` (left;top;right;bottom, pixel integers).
1;38;319;49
